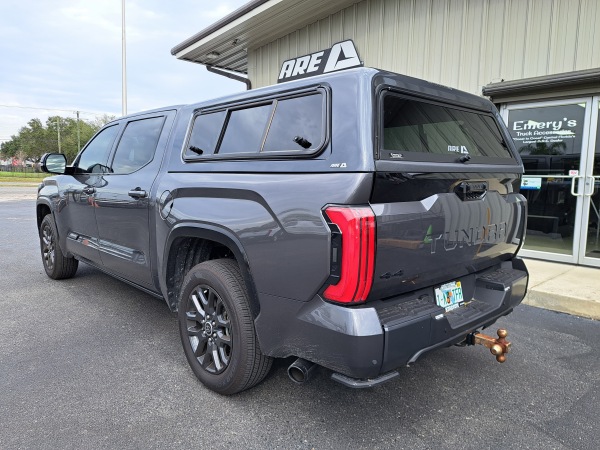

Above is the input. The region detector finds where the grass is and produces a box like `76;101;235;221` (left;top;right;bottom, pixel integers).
0;171;47;183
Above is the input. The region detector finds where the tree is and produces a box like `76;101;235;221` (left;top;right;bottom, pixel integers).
90;114;117;129
0;135;21;159
0;114;107;163
19;118;49;162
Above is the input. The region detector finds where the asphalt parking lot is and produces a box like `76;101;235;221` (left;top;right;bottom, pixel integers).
1;186;599;450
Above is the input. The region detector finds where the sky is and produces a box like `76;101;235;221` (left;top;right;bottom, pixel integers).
0;0;249;145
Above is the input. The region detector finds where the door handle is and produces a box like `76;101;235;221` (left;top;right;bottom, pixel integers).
128;188;147;198
584;176;597;197
571;176;584;197
83;187;96;195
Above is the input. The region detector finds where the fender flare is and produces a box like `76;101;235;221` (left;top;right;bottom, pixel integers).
162;223;260;317
35;198;54;228
36;198;75;259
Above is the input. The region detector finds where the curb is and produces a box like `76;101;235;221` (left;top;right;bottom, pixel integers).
524;290;600;321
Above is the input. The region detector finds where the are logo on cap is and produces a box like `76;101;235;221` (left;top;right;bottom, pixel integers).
277;40;363;83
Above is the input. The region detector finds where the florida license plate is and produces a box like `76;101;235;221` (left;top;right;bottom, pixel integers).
435;281;464;312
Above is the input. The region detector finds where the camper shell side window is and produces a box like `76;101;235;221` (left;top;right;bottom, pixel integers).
183;88;328;161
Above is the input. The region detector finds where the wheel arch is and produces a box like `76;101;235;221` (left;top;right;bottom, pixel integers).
162;223;260;317
36;199;53;230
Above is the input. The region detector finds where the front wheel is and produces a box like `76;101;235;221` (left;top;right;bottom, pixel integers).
39;215;78;280
178;259;272;395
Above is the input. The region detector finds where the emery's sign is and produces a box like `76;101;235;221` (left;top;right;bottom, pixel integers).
507;104;585;156
277;40;363;83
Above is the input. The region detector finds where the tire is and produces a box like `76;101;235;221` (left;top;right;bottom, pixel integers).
39;215;78;280
178;259;272;395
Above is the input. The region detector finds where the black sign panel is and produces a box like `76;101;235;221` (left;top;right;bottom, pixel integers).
507;104;586;156
277;40;363;83
507;103;586;175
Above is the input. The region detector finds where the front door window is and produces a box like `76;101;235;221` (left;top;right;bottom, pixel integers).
76;125;120;173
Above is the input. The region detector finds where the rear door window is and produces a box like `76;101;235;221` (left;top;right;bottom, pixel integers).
111;116;165;174
381;93;514;163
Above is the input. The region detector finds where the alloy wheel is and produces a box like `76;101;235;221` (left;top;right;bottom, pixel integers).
41;223;55;271
185;285;232;374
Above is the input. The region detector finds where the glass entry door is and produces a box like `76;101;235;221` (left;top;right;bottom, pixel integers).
502;98;595;264
579;97;600;266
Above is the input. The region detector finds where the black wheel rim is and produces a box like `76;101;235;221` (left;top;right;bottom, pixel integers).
41;223;55;271
186;285;232;374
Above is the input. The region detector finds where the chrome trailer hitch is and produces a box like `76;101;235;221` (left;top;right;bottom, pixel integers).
466;329;511;363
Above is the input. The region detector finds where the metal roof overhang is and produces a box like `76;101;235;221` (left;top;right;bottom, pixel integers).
171;0;359;74
483;68;600;103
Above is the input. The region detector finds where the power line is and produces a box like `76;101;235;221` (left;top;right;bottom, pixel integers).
0;104;117;115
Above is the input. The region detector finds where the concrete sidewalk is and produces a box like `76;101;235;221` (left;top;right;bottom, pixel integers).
524;258;600;320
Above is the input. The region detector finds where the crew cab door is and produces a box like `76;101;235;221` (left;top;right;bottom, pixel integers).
61;124;121;264
93;112;175;288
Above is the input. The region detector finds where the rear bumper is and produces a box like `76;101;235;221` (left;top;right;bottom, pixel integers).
380;258;527;373
255;258;528;380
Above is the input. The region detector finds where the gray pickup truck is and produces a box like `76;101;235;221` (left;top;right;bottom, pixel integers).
37;67;528;394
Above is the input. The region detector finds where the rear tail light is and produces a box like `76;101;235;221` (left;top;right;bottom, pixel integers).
323;206;376;304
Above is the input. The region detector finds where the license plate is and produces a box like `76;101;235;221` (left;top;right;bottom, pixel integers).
435;281;464;312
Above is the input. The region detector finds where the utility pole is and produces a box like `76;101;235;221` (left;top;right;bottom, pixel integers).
76;111;81;151
56;118;61;154
122;0;127;116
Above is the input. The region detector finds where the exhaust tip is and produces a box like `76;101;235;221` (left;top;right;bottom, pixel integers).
288;366;307;383
287;358;316;384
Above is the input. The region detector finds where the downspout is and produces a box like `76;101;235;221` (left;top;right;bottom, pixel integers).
206;65;252;90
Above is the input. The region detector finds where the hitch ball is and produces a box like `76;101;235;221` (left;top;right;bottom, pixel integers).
469;329;511;363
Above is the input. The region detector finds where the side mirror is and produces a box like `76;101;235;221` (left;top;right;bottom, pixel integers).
41;153;67;174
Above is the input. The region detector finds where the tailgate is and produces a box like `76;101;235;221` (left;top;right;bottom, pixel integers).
369;172;526;300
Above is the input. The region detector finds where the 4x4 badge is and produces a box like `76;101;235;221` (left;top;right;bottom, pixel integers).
330;163;347;168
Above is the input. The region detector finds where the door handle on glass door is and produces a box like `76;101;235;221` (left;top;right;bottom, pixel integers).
571;176;584;197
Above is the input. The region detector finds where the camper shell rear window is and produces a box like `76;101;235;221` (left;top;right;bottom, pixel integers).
379;92;515;164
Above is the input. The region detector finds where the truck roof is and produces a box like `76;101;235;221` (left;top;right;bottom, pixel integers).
184;67;494;113
113;67;495;123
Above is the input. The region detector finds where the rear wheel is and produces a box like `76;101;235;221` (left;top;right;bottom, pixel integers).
178;259;272;395
39;215;78;280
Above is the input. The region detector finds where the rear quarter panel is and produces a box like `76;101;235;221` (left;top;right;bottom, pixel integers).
156;171;373;302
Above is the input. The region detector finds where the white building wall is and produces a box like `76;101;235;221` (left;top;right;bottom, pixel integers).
247;0;600;93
